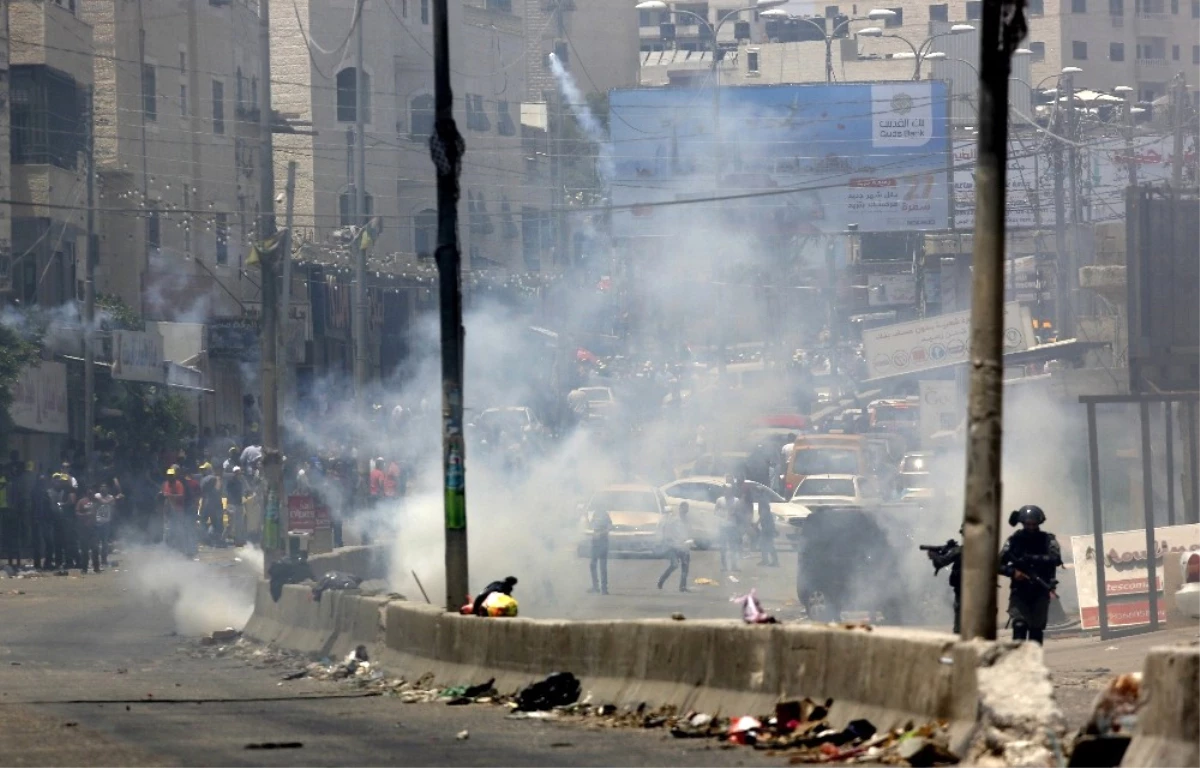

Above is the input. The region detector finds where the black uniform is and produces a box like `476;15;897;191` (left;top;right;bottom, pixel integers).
928;542;963;633
999;515;1062;645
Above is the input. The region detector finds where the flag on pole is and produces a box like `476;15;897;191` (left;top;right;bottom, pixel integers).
356;217;382;252
247;228;287;267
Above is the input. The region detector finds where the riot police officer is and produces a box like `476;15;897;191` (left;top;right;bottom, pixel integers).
925;527;962;634
999;505;1063;645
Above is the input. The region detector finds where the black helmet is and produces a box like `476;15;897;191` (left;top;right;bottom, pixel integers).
1012;505;1046;526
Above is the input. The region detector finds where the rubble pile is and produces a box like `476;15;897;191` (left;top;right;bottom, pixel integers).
965;641;1068;768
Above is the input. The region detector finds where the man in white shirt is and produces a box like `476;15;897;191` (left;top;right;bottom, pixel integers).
656;502;692;592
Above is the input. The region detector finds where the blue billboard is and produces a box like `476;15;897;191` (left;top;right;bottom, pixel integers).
607;82;952;238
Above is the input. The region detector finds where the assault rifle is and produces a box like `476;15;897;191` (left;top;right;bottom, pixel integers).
919;539;961;575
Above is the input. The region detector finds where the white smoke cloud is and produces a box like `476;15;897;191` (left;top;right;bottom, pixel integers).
121;543;262;635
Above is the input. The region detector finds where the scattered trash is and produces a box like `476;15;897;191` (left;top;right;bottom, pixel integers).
210;628;240;643
456;729;470;740
311;571;363;601
938;655;954;665
550;742;573;748
732;588;777;624
690;713;713;729
671;612;686;621
116;668;128;675
693;577;718;586
62;722;78;728
346;645;369;663
1104;646;1119;651
463;678;496;698
244;742;303;750
198;636;216;647
728;575;740;583
281;670;307;681
727;716;762;745
508;710;559;720
515;672;581;712
1081;673;1141;736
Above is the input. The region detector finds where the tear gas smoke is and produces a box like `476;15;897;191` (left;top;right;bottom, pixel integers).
122;543;262;635
547;52;614;182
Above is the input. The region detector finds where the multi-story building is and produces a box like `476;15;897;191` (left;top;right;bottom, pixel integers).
525;0;639;101
0;2;11;295
7;0;92;308
639;0;1198;102
271;0;545;271
82;0;263;323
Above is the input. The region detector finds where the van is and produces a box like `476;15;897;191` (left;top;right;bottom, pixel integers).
782;435;869;496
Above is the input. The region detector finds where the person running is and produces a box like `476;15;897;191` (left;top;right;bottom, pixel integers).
587;504;612;595
657;501;692;592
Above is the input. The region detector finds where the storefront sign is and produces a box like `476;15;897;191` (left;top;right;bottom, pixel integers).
1070;524;1200;629
9;361;68;434
112;330;165;383
286;494;332;534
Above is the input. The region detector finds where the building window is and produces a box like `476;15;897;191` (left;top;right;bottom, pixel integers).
747;50;759;71
410;93;434;140
884;7;903;25
338;191;374;226
1194;44;1200;63
147;210;161;251
486;0;512;10
212;79;225;134
521;207;549;271
215;213;228;265
1193;0;1199;16
336;67;370;123
1028;0;1044;15
465;94;490;131
179;84;187;117
1072;40;1088;59
496;100;516;136
928;4;949;21
179;51;186;71
142;64;157;121
1173;44;1181;59
1111;42;1125;60
1072;0;1087;10
965;0;982;19
414;209;437;257
10;66;86;169
421;0;429;24
236;66;244;109
1028;41;1045;60
639;9;666;24
1171;0;1179;11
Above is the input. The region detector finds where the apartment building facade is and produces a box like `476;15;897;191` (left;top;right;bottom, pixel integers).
271;0;553;272
82;0;262;323
7;0;92;309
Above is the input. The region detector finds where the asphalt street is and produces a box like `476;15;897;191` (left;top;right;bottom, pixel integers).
0;546;1194;766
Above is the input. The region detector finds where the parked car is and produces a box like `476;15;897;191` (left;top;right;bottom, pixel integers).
577;484;670;556
1175;550;1200;619
660;475;785;549
788;474;882;508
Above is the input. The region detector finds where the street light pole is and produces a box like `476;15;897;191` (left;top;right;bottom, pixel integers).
761;10;890;83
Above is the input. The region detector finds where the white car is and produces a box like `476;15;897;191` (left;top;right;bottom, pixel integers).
660;476;785;549
777;474;881;538
569;386;615;419
1175;550;1200;619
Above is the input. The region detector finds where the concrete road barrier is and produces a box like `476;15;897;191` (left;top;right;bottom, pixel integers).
246;580;1067;759
1121;645;1200;768
306;545;389;581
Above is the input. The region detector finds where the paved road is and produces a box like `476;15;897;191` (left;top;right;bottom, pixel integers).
0;547;1193;766
0;555;780;767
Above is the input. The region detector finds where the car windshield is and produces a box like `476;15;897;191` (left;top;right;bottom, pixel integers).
795;478;856;497
793;449;858;475
589;491;659;513
900;455;930;473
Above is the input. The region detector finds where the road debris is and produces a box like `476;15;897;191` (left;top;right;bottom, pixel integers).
670;612;686;621
244;742;303;750
515;672;581;711
311;571;363;601
210;628;240;643
693;578;718;586
456;729;470;740
1081;672;1140;737
732;588;777;624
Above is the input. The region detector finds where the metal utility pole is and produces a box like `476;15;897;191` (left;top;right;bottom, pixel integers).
430;0;469;612
1123;90;1138;188
959;0;1022;642
353;13;368;401
1172;73;1186;188
1066;76;1080;226
83;86;96;484
279;161;297;407
256;0;282;576
1053;95;1070;340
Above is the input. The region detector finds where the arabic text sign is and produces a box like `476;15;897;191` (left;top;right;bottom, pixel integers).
608;82;952;238
1070;524;1200;630
112;330;165;383
862;302;1031;379
9;362;68;434
952;139;1045;230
